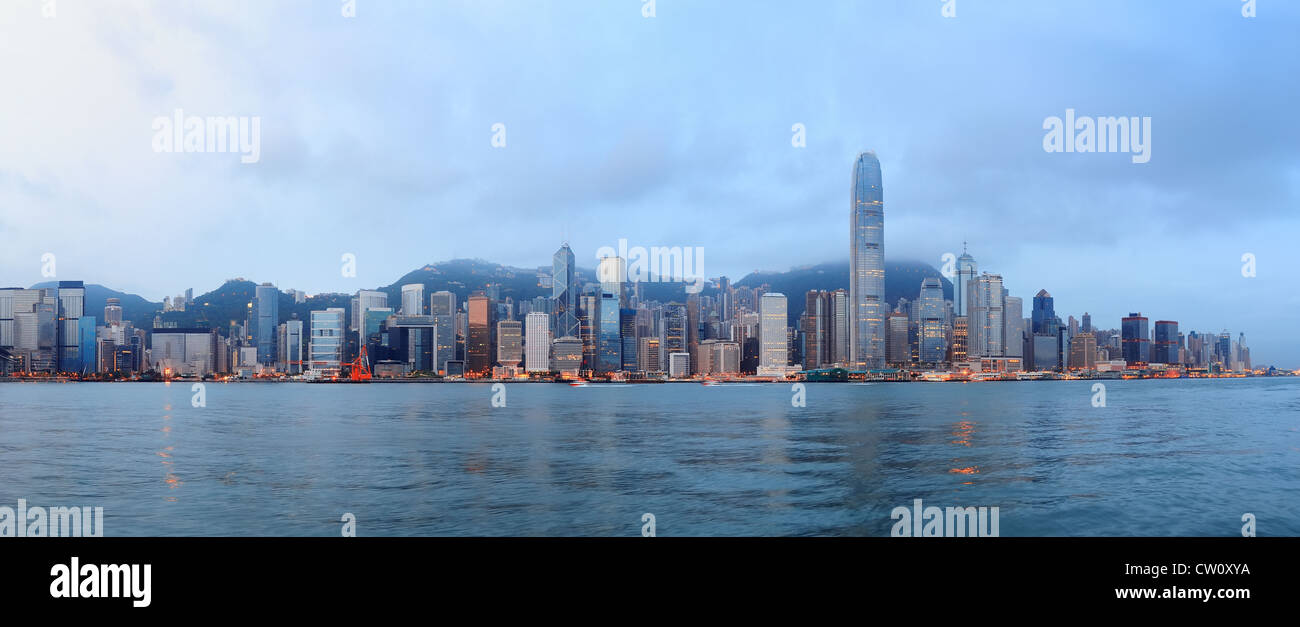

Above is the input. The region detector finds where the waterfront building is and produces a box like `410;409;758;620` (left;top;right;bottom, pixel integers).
551;336;583;376
849;151;886;368
886;312;910;367
759;292;788;372
253;283;278;366
56;281;85;373
968;274;1004;358
917;278;946;365
552;244;578;339
1153;320;1179;364
151;328;218;376
497;319;523;368
1068;333;1097;370
1121;313;1151;366
467;295;492;376
309;308;346;377
525;311;550;372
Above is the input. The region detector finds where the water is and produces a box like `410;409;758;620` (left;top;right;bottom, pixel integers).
1;378;1296;536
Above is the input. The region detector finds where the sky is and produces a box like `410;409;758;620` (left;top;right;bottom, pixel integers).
0;0;1297;366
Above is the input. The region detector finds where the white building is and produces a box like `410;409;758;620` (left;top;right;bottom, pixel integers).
525;311;550;372
401;284;425;316
759;292;788;371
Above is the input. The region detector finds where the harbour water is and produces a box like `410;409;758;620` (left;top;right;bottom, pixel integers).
1;378;1296;536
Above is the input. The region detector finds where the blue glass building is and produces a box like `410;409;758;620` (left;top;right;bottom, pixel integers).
849;152;885;369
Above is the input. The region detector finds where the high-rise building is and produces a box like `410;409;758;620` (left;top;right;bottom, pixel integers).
638;337;661;373
1031;290;1057;334
1121;313;1150;366
886;312;910;366
497;319;523;368
619;308;637;371
1003;295;1024;358
759;292;788;373
830;289;849;366
309;308;346;377
1068;332;1097;370
802;291;830;369
253;283;279;366
285;318;304;375
551;336;583;376
596;292;621;374
103;297;123;326
968;274;1005;358
76;315;97;375
598;256;627;308
430;291;456;374
955;246;976;317
552;244;578;339
951;316;969;364
524;311;550;372
467;295;492;376
151;328;218;376
1153;320;1179;365
849;151;886;369
401;283;425;316
56;281;85;373
917;278;946;365
661;303;687;364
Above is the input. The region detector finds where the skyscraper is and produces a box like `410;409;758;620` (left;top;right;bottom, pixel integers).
596;292;621;374
917;278;946;365
849;151;885;369
524;311;550;372
497;319;522;368
968;274;1005;358
955;246;976;317
401;283;425;316
56;281;85;373
552;244;577;339
598;256;627;308
254;283;279;366
1031;290;1056;334
1153;320;1179;365
1121;313;1150;366
759;292;788;374
467;295;492;376
309;308;345;377
802;291;830;369
430;291;455;374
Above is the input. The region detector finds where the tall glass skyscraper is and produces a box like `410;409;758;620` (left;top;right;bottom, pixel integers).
917;278;946;365
553;244;577;339
849;152;885;369
254;283;279;366
955;247;976;317
56;281;84;373
596;292;621;373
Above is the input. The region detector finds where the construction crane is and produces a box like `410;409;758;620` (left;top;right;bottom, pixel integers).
345;344;373;382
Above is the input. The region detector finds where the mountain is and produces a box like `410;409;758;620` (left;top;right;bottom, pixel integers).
154;279;350;331
735;260;954;325
29;257;952;336
30;282;163;328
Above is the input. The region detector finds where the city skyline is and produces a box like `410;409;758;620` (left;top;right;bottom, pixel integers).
1;2;1297;365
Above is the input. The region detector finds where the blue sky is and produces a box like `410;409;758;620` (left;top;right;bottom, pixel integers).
0;0;1297;366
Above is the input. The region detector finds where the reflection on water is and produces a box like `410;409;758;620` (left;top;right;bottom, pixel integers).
0;378;1297;536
